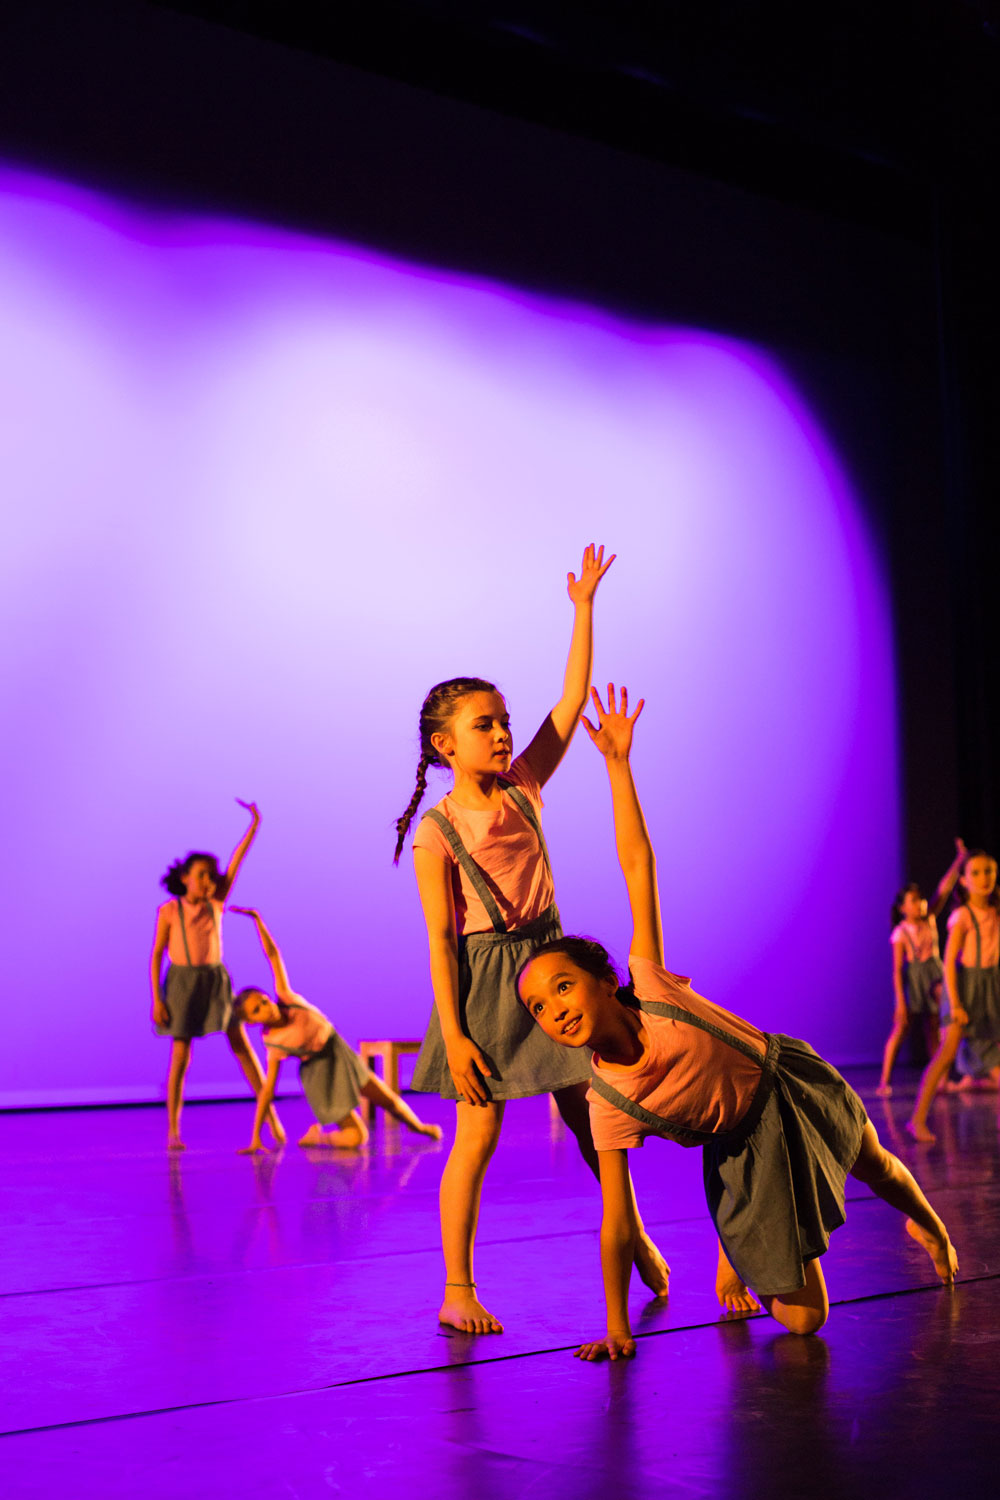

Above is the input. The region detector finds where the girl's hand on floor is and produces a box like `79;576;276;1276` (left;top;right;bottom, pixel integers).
567;543;615;606
446;1037;493;1107
238;1141;267;1155
575;1334;636;1362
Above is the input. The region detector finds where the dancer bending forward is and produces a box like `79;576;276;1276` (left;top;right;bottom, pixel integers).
517;686;957;1358
233;908;442;1151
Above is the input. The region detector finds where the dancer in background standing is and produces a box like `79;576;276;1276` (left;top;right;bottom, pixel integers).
878;840;965;1095
394;547;670;1335
150;800;284;1151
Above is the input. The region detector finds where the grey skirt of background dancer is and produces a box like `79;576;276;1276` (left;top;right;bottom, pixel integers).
589;1007;868;1299
410;782;592;1101
157;964;233;1039
954;966;1000;1074
298;1033;374;1124
905;956;943;1016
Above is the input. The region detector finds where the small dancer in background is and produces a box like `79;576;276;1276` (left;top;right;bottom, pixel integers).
395;546;669;1335
518;686;956;1356
907;849;1000;1142
878;840;966;1096
233;908;443;1151
150;800;283;1151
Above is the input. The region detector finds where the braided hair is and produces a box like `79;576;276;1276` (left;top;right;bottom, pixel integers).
160;851;222;896
393;677;501;864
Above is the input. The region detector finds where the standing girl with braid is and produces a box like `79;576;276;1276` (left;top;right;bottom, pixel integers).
907;849;1000;1142
877;840;965;1096
150;800;285;1151
395;547;669;1336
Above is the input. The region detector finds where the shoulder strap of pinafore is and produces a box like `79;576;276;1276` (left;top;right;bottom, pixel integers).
497;779;553;879
420;810;508;933
967;905;983;969
900;926;916;964
588;998;777;1148
175;898;194;965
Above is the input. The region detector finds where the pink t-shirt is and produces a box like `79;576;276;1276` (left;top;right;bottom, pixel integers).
162;898;223;966
411;752;554;935
890;918;939;964
587;955;768;1152
262;994;333;1060
948;904;1000;969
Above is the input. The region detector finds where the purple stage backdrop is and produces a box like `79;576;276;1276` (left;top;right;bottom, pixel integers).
0;164;899;1107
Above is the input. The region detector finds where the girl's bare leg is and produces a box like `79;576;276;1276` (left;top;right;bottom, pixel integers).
761;1258;829;1336
166;1038;191;1149
439;1100;505;1333
553;1081;671;1296
878;1016;908;1095
226;1019;286;1143
907;1024;963;1141
361;1075;443;1139
850;1120;958;1283
299;1111;369;1149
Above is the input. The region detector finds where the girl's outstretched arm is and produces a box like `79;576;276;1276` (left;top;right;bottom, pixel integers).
522;544;615;788
240;1051;282;1153
576;1148;638;1361
929;838;966;918
150;907;171;1027
581;684;664;967
231;908;293;996
217;800;261;900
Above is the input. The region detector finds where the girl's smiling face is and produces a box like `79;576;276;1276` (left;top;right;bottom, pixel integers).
962;855;998;903
433;691;512;778
182;859;217;902
517;953;616;1049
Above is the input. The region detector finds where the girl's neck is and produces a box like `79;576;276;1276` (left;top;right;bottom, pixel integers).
448;769;502;810
969;895;994;910
593;1004;646;1069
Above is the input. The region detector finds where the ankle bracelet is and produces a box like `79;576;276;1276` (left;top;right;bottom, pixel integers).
445;1281;477;1287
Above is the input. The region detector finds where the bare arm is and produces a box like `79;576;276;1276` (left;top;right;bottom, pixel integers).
521;544;615;788
891;938;908;1016
149;907;171;1024
581;685;663;967
217;799;261;900
230;908;292;995
929;839;966;918
575;1149;639;1361
414;848;493;1106
239;1050;282;1152
942;920;968;1028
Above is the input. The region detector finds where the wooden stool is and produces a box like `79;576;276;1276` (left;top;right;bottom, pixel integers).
358;1039;422;1122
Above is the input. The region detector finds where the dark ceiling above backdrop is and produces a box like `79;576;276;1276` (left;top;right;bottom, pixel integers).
154;0;1000;240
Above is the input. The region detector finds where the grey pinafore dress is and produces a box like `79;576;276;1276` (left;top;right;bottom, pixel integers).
589;996;868;1298
952;906;1000;1076
271;1013;374;1125
898;927;943;1016
156;900;233;1039
411;782;592;1101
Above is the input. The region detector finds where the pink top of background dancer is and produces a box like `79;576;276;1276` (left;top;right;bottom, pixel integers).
262;995;333;1059
890;918;940;963
948;905;1000;969
160;898;223;965
412;753;554;934
587;955;768;1152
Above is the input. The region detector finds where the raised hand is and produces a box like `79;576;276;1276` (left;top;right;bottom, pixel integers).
567;543;616;606
955;837;967;859
575;1333;637;1362
229;906;260;920
580;684;644;761
236;799;261;824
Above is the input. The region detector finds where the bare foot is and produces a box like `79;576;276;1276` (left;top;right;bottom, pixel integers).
438;1288;503;1334
716;1266;760;1319
635;1233;671;1297
905;1118;936;1143
953;1076;976;1092
167;1135;186;1151
876;1083;893;1097
414;1122;444;1140
906;1218;959;1284
299;1118;370;1149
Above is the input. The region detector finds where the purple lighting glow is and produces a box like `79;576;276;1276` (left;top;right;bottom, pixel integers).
0;164;898;1107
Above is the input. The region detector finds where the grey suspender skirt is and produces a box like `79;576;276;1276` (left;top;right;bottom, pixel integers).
952;907;1000;1075
410;783;593;1101
297;1032;374;1124
903;956;943;1017
155;900;234;1039
589;999;868;1298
